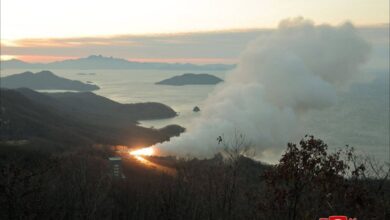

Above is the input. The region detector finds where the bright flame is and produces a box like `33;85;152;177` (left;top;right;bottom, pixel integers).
129;147;154;156
129;146;175;175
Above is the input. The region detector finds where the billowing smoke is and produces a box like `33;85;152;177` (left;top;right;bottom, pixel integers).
157;18;371;162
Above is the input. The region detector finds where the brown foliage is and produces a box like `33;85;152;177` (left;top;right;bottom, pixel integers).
0;135;388;220
261;135;390;220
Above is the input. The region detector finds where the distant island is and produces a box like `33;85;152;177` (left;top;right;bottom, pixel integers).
156;73;223;86
77;72;96;75
1;55;235;71
0;70;99;91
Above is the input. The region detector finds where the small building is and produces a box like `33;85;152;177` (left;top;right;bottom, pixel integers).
108;157;124;179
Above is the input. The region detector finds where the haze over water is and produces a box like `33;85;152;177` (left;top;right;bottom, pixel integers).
2;65;388;162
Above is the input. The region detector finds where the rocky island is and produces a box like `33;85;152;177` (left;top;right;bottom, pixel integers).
193;106;200;112
156;73;223;86
1;70;99;91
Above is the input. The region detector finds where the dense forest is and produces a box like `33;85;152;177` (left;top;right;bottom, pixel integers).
0;134;389;219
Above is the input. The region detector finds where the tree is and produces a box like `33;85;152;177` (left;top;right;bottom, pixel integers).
260;135;388;220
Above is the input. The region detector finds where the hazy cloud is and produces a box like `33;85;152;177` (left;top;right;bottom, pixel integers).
156;18;373;162
1;24;387;64
1;29;270;63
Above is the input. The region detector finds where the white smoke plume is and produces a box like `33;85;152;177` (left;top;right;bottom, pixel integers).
157;18;371;162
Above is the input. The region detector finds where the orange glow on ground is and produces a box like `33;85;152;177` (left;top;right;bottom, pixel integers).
129;147;155;156
128;147;176;175
133;155;176;175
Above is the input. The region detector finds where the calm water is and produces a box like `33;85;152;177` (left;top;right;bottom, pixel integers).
1;68;389;162
1;69;225;129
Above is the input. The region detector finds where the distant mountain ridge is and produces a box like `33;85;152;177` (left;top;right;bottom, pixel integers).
0;70;99;91
1;55;235;70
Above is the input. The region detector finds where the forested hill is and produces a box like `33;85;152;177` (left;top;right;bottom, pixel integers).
0;71;99;91
16;88;177;125
0;88;184;148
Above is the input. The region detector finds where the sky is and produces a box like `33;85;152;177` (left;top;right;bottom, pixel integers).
1;0;389;63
